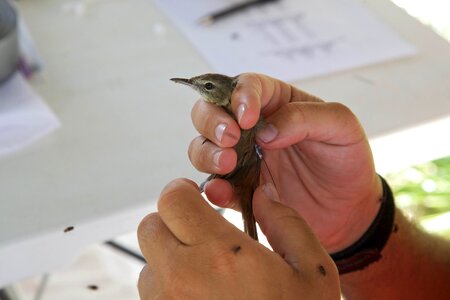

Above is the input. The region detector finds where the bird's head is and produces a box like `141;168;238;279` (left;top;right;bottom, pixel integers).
171;73;237;107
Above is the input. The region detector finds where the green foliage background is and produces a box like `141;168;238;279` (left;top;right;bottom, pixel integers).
386;156;450;239
386;1;450;240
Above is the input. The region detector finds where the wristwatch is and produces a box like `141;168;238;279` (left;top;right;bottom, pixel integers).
330;176;396;274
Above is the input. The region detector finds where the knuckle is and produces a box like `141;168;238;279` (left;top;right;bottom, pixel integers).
192;101;220;139
190;99;204;126
287;102;307;125
137;213;160;242
158;187;184;213
187;137;200;164
158;178;199;214
329;102;360;128
189;137;222;173
201;110;217;136
161;268;191;298
328;102;363;133
137;266;150;298
329;102;354;116
235;72;258;88
141;257;192;298
138;265;151;283
200;143;215;166
269;212;305;237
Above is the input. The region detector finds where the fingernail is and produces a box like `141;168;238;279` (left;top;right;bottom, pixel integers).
215;123;227;142
213;150;222;167
263;182;279;201
237;103;247;124
257;123;278;143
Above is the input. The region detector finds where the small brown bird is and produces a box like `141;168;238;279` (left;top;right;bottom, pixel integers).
171;73;264;240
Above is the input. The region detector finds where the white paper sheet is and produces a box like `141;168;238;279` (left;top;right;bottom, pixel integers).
0;73;60;157
154;0;416;81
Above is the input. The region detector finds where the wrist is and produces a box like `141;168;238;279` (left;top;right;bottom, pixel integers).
327;175;383;253
331;176;396;274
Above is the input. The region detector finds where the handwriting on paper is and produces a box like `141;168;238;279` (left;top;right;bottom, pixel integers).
155;0;415;81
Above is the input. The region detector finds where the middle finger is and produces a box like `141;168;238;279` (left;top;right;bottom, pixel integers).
188;136;237;174
191;100;241;148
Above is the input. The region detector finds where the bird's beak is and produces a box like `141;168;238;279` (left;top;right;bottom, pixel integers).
170;77;193;87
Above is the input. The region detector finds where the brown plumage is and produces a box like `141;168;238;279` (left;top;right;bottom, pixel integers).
171;73;263;240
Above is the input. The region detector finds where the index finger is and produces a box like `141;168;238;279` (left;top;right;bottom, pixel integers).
157;178;233;246
231;73;323;130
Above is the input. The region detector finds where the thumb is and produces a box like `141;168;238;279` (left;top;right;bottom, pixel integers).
256;102;364;149
253;183;332;272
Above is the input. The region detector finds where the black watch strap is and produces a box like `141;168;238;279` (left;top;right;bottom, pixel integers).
330;176;395;274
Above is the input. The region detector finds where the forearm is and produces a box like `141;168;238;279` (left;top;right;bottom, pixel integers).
340;209;450;299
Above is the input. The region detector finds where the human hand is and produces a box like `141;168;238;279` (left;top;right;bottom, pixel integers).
137;178;340;299
188;73;382;252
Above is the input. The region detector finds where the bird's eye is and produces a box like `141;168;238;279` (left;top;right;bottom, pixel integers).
204;82;215;90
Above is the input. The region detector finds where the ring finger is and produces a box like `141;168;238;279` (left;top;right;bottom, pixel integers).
188;136;237;174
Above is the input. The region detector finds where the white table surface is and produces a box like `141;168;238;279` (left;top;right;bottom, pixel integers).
1;0;449;287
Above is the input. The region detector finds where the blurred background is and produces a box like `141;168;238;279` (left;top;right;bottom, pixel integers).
385;0;450;240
